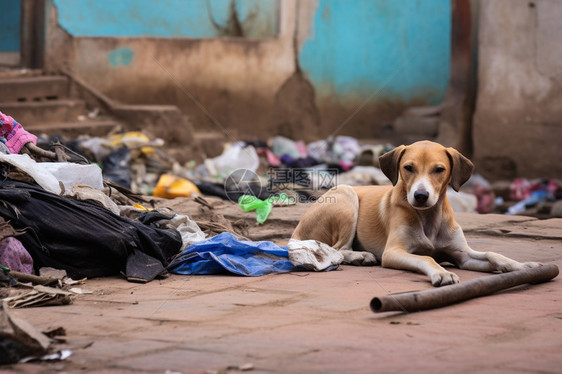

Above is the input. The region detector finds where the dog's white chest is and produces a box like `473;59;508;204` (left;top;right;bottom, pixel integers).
403;223;451;256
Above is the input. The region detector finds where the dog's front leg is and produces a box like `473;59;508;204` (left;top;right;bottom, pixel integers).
446;229;542;273
382;244;460;286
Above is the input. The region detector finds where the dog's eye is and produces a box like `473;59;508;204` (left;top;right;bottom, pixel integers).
403;165;413;172
435;167;446;174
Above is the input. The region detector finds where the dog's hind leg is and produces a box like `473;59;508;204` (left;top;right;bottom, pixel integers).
291;185;359;249
445;229;542;273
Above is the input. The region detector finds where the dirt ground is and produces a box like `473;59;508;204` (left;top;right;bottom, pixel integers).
2;199;562;374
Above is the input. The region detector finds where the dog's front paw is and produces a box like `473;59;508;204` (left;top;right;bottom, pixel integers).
430;271;460;287
342;251;377;266
360;252;377;266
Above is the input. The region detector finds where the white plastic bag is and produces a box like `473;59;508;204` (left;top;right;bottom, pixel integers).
0;153;104;194
206;143;259;180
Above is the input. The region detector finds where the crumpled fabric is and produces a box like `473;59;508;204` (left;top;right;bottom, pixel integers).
0;111;37;154
167;232;340;276
166;213;207;248
0;179;182;282
0;237;33;274
63;185;121;215
286;239;344;271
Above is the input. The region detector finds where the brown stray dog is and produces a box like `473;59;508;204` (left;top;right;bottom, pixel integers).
292;140;541;286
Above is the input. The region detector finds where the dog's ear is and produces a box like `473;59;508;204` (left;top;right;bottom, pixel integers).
379;145;406;185
446;148;474;192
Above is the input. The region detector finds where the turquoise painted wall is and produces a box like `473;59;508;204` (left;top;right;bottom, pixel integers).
53;0;279;38
51;0;451;106
0;0;21;52
299;0;451;104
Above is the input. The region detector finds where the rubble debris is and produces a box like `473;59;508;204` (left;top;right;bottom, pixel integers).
0;301;51;364
3;285;73;308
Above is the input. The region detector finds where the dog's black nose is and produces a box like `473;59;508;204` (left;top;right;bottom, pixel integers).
414;190;429;204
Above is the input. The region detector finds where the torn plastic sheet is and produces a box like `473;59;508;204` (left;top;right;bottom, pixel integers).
168;232;342;276
0;153;103;194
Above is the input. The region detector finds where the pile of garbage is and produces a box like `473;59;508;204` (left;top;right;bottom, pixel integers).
0;112;357;308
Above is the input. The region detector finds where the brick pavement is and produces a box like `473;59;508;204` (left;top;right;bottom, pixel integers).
3;203;562;374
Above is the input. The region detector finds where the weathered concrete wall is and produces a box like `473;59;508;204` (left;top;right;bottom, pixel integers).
473;0;562;180
44;0;296;141
43;0;451;142
298;0;451;139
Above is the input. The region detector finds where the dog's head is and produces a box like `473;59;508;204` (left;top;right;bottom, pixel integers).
379;140;474;210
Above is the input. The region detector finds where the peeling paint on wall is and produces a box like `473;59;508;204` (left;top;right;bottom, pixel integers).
108;48;134;67
52;0;279;38
0;0;21;52
298;0;451;104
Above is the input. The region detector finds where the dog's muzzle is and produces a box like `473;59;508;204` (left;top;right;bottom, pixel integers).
414;190;429;204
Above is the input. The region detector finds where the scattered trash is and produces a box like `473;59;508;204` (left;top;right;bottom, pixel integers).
238;194;292;224
205;143;259;181
153;174;200;198
0;301;56;364
238;195;273;224
68;287;93;295
447;188;477;213
336;166;390;186
3;285;73;308
102;147;132;188
272;136;303;159
19;349;72;363
462;174;495;213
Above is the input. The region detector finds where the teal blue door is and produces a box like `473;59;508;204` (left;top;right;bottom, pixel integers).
0;0;21;65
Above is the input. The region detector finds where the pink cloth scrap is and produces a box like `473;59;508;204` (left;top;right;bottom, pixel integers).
0;111;37;153
0;237;34;274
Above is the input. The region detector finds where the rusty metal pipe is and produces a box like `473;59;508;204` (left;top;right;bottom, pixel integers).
370;264;559;313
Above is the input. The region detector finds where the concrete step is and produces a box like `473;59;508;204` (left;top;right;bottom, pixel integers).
1;99;87;125
0;76;69;102
25;119;121;138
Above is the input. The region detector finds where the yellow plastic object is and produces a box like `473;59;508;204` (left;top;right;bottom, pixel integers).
108;132;154;155
109;131;149;145
153;174;200;198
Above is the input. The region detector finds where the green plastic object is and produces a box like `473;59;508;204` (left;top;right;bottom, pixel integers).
238;193;291;224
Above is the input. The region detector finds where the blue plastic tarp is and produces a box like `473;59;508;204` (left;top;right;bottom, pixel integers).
167;232;298;276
